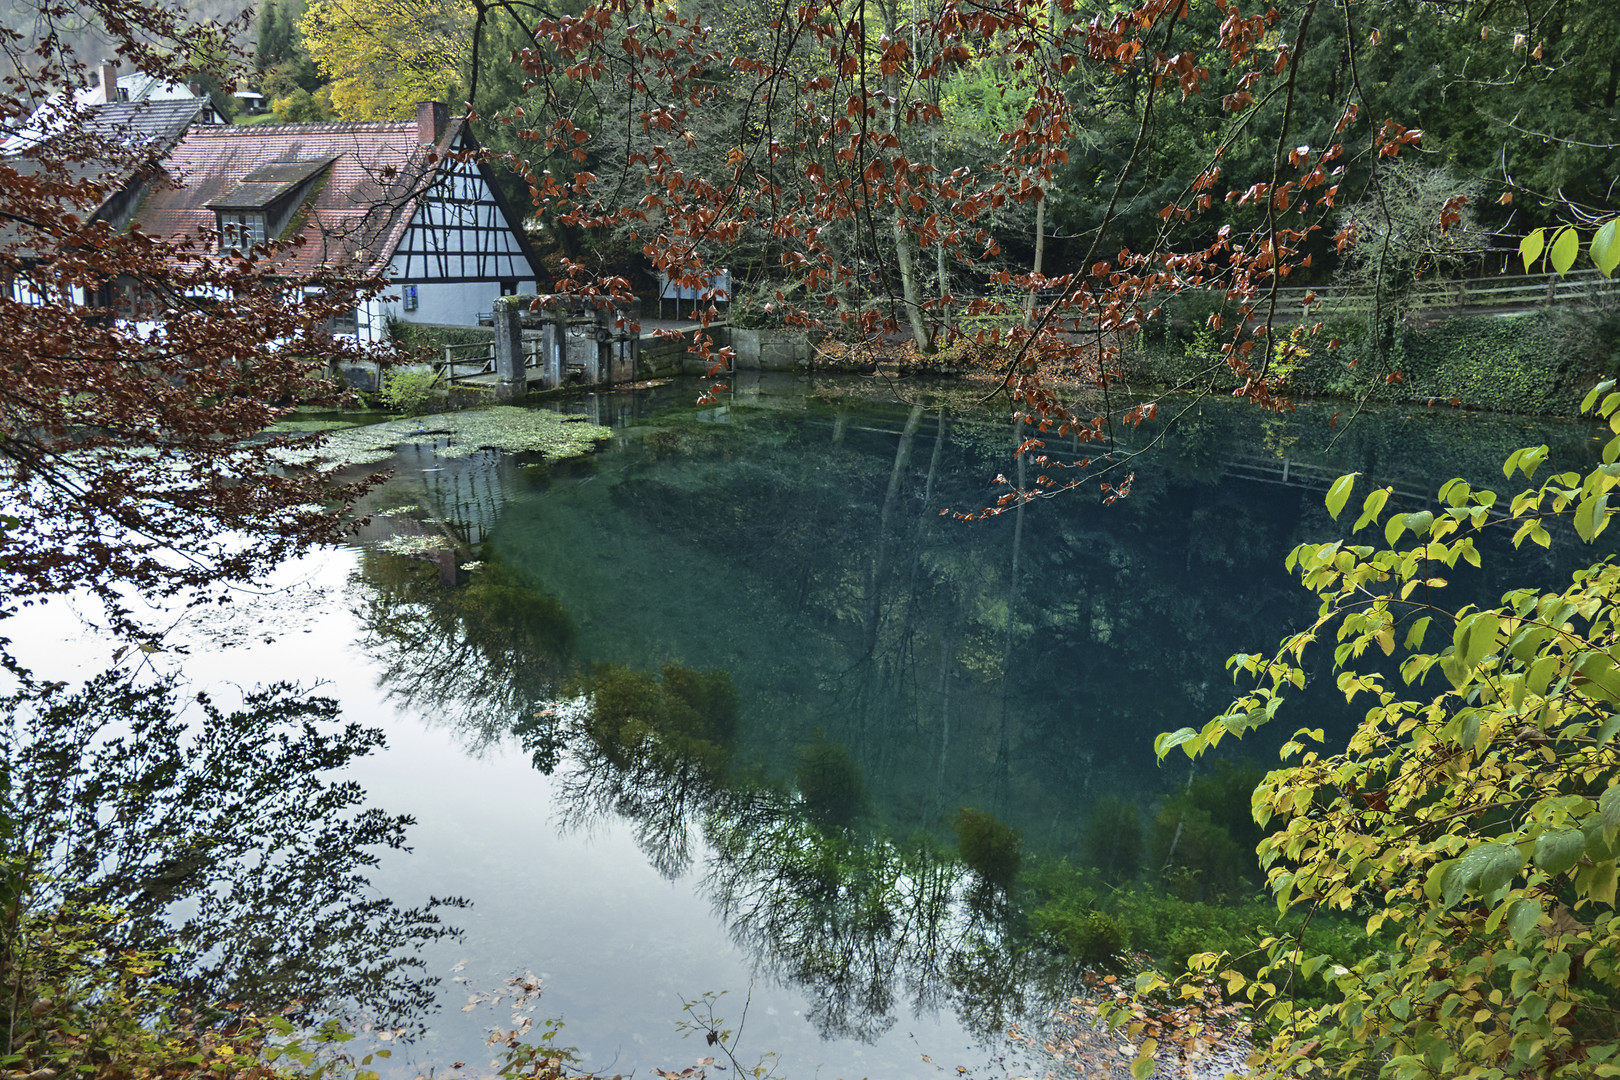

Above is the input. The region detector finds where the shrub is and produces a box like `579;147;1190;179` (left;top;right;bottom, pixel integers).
380;367;441;414
1045;909;1126;964
1081;795;1143;884
796;736;865;828
953;807;1022;890
1145;397;1620;1075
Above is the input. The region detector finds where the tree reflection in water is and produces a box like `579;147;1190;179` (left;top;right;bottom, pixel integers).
344;390;1615;1059
5;671;461;1032
351;548;1070;1044
351;551;575;750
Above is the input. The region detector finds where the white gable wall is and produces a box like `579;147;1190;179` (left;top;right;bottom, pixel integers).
357;155;538;343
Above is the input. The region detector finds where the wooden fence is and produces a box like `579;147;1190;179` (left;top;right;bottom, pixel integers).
433;339;556;385
1261;268;1617;316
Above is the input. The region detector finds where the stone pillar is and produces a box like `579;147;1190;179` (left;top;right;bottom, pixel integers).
491;296;527;400
539;319;563;389
594;301;614;385
565;326;597;384
619;297;642;384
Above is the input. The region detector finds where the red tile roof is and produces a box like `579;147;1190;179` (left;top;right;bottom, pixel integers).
132;118;465;278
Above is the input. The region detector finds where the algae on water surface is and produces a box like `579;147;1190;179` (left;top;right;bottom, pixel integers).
270;406;613;468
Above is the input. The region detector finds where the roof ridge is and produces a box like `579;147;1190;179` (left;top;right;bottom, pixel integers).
190;121;416;135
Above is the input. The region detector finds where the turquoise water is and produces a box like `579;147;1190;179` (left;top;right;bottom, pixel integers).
10;376;1610;1078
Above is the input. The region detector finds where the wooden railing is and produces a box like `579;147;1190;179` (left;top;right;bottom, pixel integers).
431;337;557;386
433;341;495;384
1260;268;1617;315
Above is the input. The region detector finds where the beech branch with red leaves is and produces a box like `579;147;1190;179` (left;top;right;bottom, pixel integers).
0;0;397;629
473;0;1434;501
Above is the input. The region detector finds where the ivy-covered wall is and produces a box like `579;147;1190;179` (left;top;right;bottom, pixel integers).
1126;301;1620;416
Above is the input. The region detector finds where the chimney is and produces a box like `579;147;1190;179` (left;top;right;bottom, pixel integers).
99;59;117;104
416;101;448;145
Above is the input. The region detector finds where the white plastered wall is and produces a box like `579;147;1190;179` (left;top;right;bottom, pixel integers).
359;279;538;344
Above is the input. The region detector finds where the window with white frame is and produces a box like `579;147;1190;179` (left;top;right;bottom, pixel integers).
217;212;267;251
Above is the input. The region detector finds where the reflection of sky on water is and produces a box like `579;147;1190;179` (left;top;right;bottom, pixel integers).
6;380;1616;1079
6;549;995;1079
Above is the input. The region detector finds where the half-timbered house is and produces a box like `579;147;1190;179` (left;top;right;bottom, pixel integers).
130;102;542;342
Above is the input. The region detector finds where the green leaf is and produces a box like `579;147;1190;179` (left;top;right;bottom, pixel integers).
1468;612;1500;668
1583;378;1616;414
1584;859;1618;907
1459;713;1480;749
1401;510;1434;537
1326;472;1357;520
1575;493;1610;543
1476;842;1523;897
1575;652;1620;703
1441;859;1468;908
1385;513;1407;545
1550;225;1580;276
1450;842;1522;903
1354;487;1391;532
1130;1043;1157;1080
1594;218;1620;277
1534;828;1586;876
1598;714;1620;746
1518;445;1549;478
1154;727;1198;759
1603;785;1620;840
1520;228;1546;273
1526;653;1562;695
1506;898;1541;944
1403;615;1432;650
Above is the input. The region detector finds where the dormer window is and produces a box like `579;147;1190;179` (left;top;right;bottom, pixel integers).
204;156;336;254
217;211;266;251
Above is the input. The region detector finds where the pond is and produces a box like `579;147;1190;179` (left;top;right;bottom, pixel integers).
10;375;1613;1079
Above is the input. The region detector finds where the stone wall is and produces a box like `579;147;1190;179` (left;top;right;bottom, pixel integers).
730;327;811;371
640;325;734;377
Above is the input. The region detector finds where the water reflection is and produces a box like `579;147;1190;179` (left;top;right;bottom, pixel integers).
347;385;1609;1052
352;553;574;749
7;670;458;1031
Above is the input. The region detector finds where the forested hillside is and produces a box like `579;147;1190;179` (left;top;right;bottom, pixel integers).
0;0;250;88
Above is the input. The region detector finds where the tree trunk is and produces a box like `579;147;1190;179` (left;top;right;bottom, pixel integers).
1025;191;1046;326
881;0;932;351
